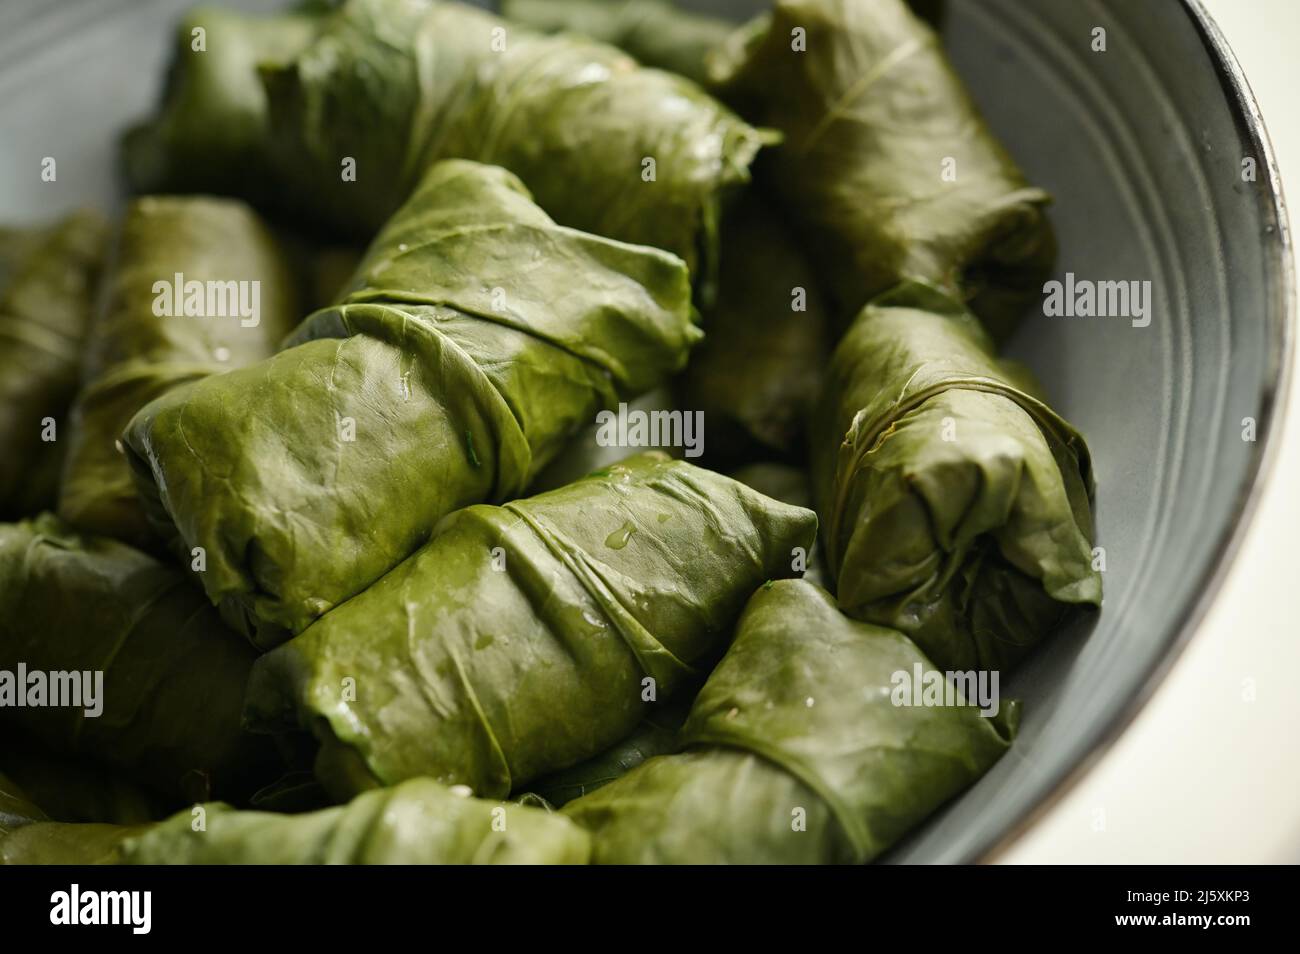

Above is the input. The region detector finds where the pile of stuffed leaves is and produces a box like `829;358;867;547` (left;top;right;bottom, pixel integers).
0;0;1109;869
564;580;1017;863
58;196;299;549
124;159;700;645
244;452;818;800
127;0;770;290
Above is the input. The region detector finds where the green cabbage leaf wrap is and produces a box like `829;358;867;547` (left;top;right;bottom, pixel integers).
812;283;1101;673
126;0;770;290
58;197;300;549
124;160;700;646
710;0;1054;337
564;579;1017;863
0;515;281;802
244;452;818;801
0;778;589;865
0;211;107;518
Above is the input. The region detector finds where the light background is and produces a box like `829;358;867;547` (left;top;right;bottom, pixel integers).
1001;0;1300;864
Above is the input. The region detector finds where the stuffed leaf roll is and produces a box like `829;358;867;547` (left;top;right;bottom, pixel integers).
710;0;1054;337
0;515;280;801
0;211;107;518
124;160;699;645
244;452;818;800
128;0;769;289
564;579;1016;863
122;6;324;201
500;0;733;86
0;778;590;865
58;197;300;549
812;283;1100;673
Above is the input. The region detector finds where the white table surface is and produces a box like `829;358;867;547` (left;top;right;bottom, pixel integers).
999;0;1300;864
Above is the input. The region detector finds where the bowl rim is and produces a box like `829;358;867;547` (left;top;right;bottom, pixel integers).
984;0;1297;863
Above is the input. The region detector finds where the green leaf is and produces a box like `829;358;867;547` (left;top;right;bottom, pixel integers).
0;515;282;802
243;452;818;800
120;6;324;199
811;283;1101;673
0;778;590;865
710;0;1054;338
57;197;300;549
126;0;768;292
0;211;107;518
123;160;701;645
564;580;1017;863
500;0;734;86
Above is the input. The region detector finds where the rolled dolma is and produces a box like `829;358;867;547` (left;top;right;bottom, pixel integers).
125;160;700;645
500;0;733;86
244;452;818;800
812;283;1101;673
58;197;300;549
0;778;590;865
678;195;828;462
122;6;324;201
564;579;1017;864
0;515;280;801
710;0;1054;337
127;0;769;290
0;211;107;518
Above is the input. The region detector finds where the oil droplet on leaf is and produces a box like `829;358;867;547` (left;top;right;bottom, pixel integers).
604;521;637;549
